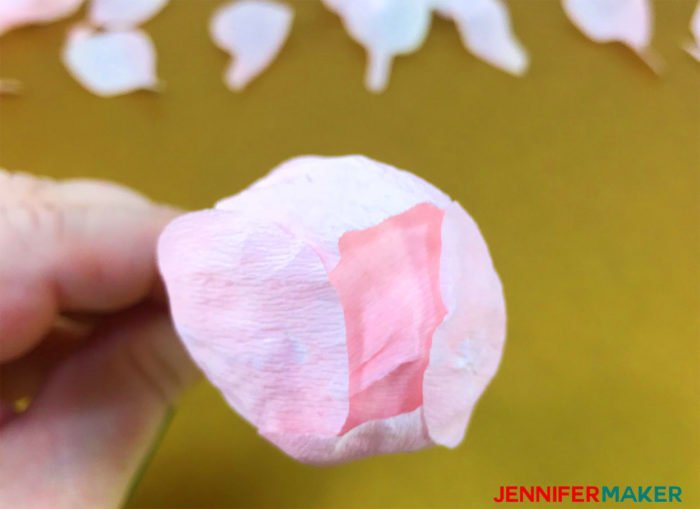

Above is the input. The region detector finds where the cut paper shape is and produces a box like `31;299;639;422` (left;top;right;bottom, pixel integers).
0;0;84;36
432;0;529;76
563;0;660;70
158;155;506;464
323;0;433;93
62;25;160;97
210;0;293;91
685;2;700;61
88;0;169;30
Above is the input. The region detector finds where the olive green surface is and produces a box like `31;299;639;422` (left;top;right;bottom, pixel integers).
1;1;698;508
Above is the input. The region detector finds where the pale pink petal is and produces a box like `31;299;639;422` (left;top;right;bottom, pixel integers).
685;2;700;61
563;0;652;54
423;201;506;447
88;0;169;29
264;407;431;465
0;0;83;35
0;78;21;94
62;25;160;97
433;0;528;76
158;210;350;436
324;0;433;92
329;203;447;433
210;0;293;91
215;155;452;271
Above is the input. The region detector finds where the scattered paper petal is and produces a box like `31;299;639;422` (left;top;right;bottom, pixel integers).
159;155;506;465
432;0;529;76
0;79;22;94
62;25;160;97
0;0;84;36
324;0;433;92
88;0;169;30
563;0;658;68
210;0;293;91
685;2;700;61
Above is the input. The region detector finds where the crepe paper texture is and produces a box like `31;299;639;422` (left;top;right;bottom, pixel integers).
686;2;700;60
158;155;507;465
62;25;160;97
88;0;169;30
563;0;661;70
433;0;528;76
0;0;83;35
210;0;293;91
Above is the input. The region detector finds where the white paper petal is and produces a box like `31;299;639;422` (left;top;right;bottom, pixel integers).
563;0;652;53
158;210;350;436
62;25;159;97
324;0;433;92
423;201;506;447
215;155;452;271
433;0;528;76
685;2;700;61
210;0;293;91
263;407;431;465
0;0;83;35
88;0;169;29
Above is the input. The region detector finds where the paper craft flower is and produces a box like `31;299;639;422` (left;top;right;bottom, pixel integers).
158;155;506;464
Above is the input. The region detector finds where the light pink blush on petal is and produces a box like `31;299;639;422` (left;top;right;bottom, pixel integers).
330;203;447;432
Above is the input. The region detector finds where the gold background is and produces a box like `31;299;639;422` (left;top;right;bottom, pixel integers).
1;1;698;507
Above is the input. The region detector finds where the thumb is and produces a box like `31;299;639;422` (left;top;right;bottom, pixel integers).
0;305;199;509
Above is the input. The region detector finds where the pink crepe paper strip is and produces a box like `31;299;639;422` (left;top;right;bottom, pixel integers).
0;0;83;35
158;155;506;464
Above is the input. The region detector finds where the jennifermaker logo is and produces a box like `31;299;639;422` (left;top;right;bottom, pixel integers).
493;486;683;503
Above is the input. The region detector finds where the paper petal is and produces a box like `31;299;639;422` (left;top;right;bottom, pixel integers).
563;0;652;52
264;407;431;465
158;210;350;436
215;155;452;271
62;26;159;97
685;2;700;60
324;0;433;92
0;79;22;94
0;0;83;35
88;0;169;29
423;201;506;447
433;0;528;76
210;0;293;91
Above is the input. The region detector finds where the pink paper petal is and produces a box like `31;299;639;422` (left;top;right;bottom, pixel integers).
329;203;447;433
433;0;528;76
88;0;169;30
210;0;293;91
0;0;83;35
215;155;452;271
685;2;700;61
324;0;433;92
264;407;431;465
62;25;160;97
563;0;654;58
158;210;350;436
423;201;506;447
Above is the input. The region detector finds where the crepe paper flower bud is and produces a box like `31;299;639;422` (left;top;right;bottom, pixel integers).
433;0;528;76
88;0;170;30
323;0;433;93
0;0;84;36
210;0;293;91
685;2;700;61
158;155;506;465
62;25;160;97
563;0;661;71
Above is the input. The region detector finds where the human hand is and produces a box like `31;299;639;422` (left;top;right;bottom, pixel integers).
0;171;199;508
